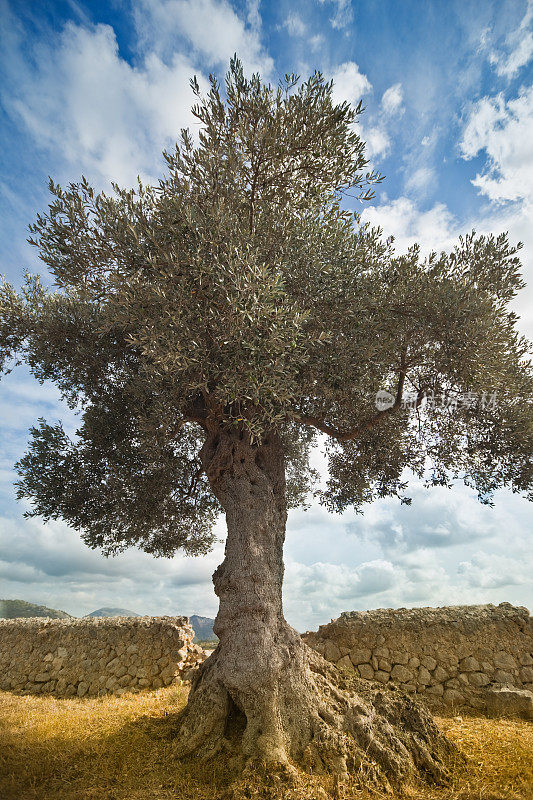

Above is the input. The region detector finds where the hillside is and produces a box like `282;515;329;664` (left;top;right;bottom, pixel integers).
0;599;71;619
190;614;217;642
85;607;140;618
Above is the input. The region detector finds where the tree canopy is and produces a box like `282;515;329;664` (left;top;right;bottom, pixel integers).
1;57;532;557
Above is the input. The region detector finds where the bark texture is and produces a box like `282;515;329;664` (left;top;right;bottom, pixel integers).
172;428;458;790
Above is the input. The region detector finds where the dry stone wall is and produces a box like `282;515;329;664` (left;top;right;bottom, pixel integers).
0;616;206;697
303;603;533;714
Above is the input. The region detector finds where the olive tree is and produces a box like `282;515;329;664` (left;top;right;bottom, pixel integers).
1;58;532;788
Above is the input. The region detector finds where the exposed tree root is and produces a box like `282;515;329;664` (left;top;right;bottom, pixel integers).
170;643;462;796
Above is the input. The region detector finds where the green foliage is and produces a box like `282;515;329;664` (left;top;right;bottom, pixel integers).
14;416;217;557
0;58;531;556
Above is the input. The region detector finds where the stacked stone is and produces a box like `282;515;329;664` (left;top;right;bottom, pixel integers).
303;603;533;713
0;616;206;697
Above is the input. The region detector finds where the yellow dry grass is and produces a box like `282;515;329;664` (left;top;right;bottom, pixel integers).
0;687;531;800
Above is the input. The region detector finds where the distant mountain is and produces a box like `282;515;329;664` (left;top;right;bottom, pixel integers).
190;614;217;642
0;598;71;619
85;607;140;617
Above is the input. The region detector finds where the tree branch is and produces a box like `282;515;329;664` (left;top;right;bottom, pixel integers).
295;346;415;442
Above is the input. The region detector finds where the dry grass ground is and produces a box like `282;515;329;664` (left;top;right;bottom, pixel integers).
0;687;531;800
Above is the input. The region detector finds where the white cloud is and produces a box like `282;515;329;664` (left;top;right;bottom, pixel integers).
285;503;533;629
0;373;63;406
363;127;391;160
245;0;261;30
2;435;532;631
394;549;452;604
330;61;371;106
363;162;533;321
283;13;306;37
404;166;436;196
0;19;207;188
350;478;533;555
457;78;533;336
133;0;273;76
488;0;533;79
361;192;533;340
461;86;533;203
381;83;403;115
319;0;353;30
0;369;81;486
0;513;225;618
309;34;325;50
1;0;275;191
327;63;395;161
486;200;533;332
283;461;533;629
360;196;457;255
283;558;399;630
458;551;532;589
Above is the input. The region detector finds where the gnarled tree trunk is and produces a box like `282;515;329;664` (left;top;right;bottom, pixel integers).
172;427;458;790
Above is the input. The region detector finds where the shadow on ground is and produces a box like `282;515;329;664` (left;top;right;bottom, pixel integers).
0;688;531;800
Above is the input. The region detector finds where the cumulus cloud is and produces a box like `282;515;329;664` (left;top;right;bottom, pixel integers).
1;0;274;191
0;17;207;188
1;515;222;585
360;196;457;254
393;549;452;604
488;0;533;79
455;76;533;333
353;79;533;612
458;551;532;589
132;0;273;76
461;86;533;203
0;513;226;618
0;367;226;621
2;463;532;630
348;478;533;555
328;64;398;160
283;558;399;630
362;128;391;160
285;510;533;629
330;61;371;106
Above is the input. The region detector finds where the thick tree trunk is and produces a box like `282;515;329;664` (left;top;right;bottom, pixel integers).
172;427;458;790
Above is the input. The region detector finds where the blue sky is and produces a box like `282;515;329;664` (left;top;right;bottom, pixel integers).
0;0;532;629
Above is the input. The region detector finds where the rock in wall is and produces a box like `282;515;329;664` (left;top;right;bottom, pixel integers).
303;603;533;713
0;616;205;697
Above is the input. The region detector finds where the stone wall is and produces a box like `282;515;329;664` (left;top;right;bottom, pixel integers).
3;604;532;712
303;603;533;713
0;616;205;697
